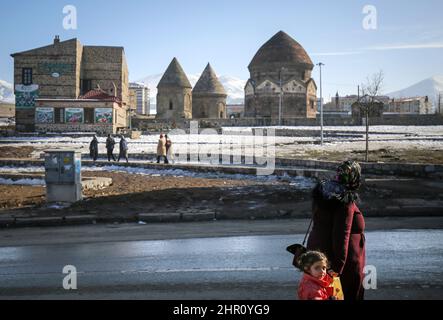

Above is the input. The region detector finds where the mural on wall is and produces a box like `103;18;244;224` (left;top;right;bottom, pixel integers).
35;107;54;123
95;108;113;124
65;108;84;123
15;84;39;108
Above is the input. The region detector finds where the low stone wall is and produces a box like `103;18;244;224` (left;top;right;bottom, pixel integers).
132;114;443;132
35;123;116;135
1;155;442;179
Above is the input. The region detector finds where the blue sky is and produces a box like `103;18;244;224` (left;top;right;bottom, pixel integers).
1;0;442;101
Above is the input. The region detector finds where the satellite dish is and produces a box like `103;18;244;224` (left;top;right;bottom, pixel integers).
52;72;60;78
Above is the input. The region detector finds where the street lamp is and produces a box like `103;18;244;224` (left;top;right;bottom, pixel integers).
278;67;285;126
316;62;325;145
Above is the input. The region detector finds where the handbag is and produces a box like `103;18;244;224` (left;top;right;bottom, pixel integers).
286;218;313;269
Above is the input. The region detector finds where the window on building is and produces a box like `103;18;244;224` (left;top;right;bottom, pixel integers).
84;108;94;124
169;101;173;110
55;108;65;123
81;79;92;95
22;68;33;85
220;111;223;118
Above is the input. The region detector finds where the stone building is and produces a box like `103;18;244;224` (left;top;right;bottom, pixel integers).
244;31;317;119
35;88;128;134
226;104;245;118
192;63;227;119
10;36;129;132
156;58;192;120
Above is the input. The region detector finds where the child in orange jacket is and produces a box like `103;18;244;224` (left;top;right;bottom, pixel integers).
297;251;335;300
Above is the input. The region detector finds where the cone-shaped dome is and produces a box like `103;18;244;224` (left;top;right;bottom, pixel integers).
193;63;226;95
157;57;192;89
248;31;313;70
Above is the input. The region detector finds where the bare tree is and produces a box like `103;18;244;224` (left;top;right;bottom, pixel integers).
359;70;384;162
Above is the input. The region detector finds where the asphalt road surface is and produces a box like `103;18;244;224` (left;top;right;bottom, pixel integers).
0;225;442;300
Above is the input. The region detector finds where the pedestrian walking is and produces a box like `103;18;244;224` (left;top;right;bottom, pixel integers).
165;134;174;164
118;135;129;163
306;160;365;300
89;134;99;162
106;134;116;162
156;134;169;164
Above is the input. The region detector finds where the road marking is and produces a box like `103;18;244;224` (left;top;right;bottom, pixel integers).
121;266;288;274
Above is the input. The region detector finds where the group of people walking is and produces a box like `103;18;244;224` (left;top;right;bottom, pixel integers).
89;133;173;164
89;134;129;163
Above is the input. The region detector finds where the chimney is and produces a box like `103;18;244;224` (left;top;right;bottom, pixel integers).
54;35;60;44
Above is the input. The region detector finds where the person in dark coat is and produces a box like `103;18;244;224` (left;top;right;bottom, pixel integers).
117;135;129;163
89;135;99;162
106;134;116;162
306;160;365;300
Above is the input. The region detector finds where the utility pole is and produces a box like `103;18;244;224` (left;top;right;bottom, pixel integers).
439;92;441;114
278;67;284;126
317;62;324;145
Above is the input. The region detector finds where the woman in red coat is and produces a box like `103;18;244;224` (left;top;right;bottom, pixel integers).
306;160;365;300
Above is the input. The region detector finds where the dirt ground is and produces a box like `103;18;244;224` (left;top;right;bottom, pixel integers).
0;146;35;159
279;147;443;164
0;169;442;221
0;171;264;210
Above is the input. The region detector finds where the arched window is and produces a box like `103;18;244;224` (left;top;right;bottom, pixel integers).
169;101;173;110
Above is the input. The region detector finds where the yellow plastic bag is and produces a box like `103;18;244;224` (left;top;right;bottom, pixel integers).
331;277;344;300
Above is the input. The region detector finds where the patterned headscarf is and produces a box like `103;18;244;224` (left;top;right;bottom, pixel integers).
314;160;361;204
336;160;362;191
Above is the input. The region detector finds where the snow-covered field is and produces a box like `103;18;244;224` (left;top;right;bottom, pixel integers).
0;126;441;159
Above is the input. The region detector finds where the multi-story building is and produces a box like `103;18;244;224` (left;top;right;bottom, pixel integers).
331;94;390;113
129;82;150;115
385;96;433;114
11;36;129;133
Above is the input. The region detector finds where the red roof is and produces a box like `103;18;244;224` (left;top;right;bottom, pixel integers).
79;89;121;103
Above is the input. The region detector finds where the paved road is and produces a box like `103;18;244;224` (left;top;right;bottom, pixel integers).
0;228;442;300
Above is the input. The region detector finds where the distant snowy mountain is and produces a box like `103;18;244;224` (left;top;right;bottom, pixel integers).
387;75;443;107
0;80;14;104
135;73;246;107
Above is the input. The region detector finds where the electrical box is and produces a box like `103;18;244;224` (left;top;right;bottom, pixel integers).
44;150;82;203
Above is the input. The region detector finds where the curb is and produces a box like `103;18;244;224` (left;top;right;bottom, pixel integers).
1;207;442;229
1;156;442;178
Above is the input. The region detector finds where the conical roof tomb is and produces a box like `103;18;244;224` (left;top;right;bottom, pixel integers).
157;57;192;89
193;63;226;96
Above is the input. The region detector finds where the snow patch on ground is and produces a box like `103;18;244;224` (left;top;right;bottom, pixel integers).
0;177;45;186
0;165;317;190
